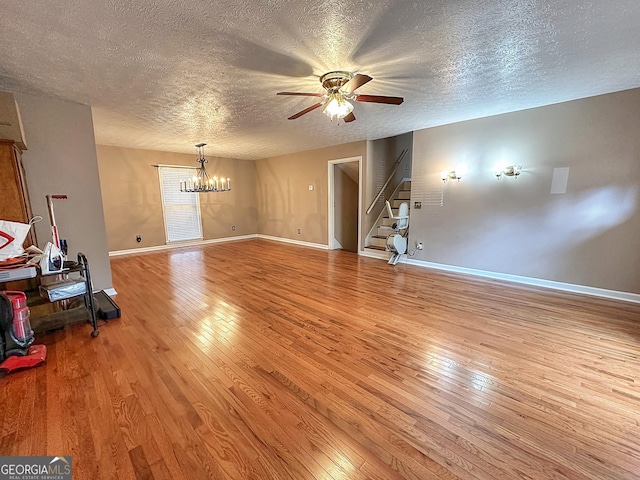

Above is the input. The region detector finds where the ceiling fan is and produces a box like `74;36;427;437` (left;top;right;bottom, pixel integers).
277;71;404;123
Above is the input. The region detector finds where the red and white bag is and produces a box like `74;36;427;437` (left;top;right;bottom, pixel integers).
0;219;34;261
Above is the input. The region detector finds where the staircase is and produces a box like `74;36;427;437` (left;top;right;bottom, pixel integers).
364;180;411;257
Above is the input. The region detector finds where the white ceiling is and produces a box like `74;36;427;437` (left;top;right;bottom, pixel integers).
1;1;640;160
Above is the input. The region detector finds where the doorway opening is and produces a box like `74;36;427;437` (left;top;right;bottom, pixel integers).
328;156;362;252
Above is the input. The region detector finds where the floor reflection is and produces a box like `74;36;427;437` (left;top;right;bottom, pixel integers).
167;248;238;346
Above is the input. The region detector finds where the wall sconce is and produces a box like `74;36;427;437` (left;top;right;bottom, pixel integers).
494;164;522;180
441;170;462;183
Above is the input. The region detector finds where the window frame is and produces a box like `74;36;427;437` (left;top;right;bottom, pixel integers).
157;166;204;244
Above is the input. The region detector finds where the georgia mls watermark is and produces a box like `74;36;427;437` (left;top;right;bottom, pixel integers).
0;456;71;480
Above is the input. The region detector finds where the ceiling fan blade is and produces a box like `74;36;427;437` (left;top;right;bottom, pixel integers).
277;92;324;97
341;74;373;93
343;112;356;123
356;94;404;105
288;102;323;120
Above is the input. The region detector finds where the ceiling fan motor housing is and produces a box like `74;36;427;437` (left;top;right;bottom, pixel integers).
320;71;353;93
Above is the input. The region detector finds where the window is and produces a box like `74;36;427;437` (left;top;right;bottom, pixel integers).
158;167;203;243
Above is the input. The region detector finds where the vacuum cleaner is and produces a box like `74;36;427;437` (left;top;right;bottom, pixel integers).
0;291;47;378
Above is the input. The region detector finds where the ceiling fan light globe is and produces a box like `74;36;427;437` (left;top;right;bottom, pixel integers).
323;97;354;120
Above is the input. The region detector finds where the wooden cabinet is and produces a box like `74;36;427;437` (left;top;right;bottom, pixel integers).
0;140;37;247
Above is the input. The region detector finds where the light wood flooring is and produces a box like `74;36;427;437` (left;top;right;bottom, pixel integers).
2;239;640;479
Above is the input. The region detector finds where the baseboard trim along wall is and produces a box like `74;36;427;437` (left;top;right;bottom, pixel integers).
111;238;638;303
257;234;329;250
403;258;640;304
109;234;327;257
109;235;259;257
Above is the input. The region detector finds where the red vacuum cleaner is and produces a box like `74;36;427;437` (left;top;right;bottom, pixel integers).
0;291;47;377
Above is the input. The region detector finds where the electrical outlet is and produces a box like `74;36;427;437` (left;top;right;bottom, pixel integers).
416;242;423;250
136;235;142;243
297;228;301;234
308;185;314;191
414;201;422;209
232;225;236;231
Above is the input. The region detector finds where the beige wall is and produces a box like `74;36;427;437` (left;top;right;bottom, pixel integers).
13;87;637;296
96;145;257;251
16;93;113;291
256;141;365;245
409;88;640;294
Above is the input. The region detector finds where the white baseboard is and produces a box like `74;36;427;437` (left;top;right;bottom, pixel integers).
257;234;328;250
109;234;258;257
403;258;640;304
109;237;639;304
110;234;328;257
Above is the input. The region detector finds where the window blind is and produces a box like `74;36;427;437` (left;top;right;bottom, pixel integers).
158;167;203;243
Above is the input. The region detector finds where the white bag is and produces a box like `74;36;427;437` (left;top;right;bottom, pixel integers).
0;219;34;261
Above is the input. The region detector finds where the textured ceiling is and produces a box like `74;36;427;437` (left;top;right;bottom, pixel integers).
1;0;640;160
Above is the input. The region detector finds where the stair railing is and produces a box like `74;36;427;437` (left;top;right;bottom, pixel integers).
366;149;408;215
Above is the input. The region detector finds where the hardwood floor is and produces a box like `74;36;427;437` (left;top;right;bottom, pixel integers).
2;239;640;479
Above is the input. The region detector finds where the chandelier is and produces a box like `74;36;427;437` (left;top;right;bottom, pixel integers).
179;143;231;193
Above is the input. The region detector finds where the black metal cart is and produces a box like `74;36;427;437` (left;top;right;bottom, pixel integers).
30;252;100;337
